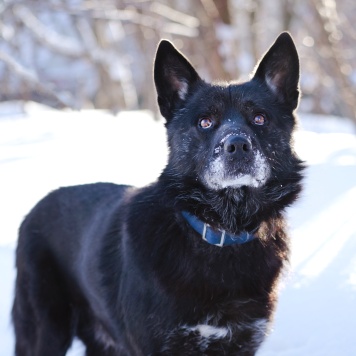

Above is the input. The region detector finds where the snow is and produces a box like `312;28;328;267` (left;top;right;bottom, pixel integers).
258;125;356;355
1;102;355;355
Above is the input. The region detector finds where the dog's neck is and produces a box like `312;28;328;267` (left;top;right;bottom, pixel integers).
160;170;303;234
182;211;257;247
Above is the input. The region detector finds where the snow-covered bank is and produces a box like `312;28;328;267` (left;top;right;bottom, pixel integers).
1;103;355;355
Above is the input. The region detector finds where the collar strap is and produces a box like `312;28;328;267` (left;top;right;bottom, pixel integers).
182;211;256;247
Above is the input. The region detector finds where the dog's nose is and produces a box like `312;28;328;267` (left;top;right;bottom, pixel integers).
224;136;252;157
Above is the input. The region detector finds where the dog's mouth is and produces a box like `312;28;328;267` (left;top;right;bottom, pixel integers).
202;134;270;190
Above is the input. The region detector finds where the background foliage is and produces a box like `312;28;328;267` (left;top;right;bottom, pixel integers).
0;0;355;121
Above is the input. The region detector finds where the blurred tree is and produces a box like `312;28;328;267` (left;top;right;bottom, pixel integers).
0;0;354;122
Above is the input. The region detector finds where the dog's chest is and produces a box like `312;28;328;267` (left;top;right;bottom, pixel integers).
160;316;268;353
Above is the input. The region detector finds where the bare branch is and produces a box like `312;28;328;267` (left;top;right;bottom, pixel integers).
0;50;75;108
13;4;85;58
149;2;200;28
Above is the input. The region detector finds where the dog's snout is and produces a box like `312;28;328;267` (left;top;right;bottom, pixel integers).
224;136;252;157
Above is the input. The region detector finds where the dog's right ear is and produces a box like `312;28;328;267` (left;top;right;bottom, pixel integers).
154;40;201;119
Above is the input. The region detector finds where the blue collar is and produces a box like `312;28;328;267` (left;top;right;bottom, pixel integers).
182;211;256;247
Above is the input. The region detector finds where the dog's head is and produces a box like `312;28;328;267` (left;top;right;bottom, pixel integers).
154;33;302;202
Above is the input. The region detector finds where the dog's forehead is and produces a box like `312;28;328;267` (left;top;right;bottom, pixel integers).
187;82;267;114
228;82;271;107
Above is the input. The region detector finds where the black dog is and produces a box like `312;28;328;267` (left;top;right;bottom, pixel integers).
12;32;304;355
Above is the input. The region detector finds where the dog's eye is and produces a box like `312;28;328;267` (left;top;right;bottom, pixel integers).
199;117;213;129
253;114;266;126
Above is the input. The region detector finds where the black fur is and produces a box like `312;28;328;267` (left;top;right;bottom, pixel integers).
12;32;304;355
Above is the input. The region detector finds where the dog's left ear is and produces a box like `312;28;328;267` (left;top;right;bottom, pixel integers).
253;32;300;110
154;40;201;119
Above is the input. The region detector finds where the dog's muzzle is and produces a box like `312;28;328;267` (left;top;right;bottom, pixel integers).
203;132;270;190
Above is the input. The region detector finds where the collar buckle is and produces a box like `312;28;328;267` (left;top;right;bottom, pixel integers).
182;211;256;247
202;223;226;247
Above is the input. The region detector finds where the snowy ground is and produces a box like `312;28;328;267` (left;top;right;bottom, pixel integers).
1;102;355;355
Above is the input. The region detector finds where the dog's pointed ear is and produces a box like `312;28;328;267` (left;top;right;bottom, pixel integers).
253;32;300;110
154;40;201;119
